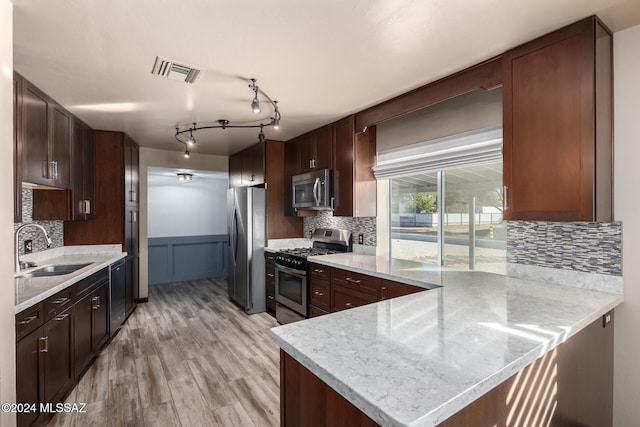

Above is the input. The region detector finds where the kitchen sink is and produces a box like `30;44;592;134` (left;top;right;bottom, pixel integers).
16;263;92;279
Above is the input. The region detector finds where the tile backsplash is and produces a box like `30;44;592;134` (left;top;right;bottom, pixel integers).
506;220;622;276
14;188;64;255
304;211;377;246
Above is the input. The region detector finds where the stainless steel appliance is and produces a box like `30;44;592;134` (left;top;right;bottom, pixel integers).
275;228;352;324
292;168;333;210
227;186;266;314
109;259;126;337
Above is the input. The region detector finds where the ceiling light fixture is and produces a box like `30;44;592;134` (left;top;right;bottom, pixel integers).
177;173;193;182
174;78;281;156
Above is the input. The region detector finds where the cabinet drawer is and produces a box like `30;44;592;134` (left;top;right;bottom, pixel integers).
266;265;276;286
43;288;74;321
310;305;329;318
309;263;331;282
310;280;330;312
331;285;378;312
16;303;44;342
74;268;109;300
332;268;381;297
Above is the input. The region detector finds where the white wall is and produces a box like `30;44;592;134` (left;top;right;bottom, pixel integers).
147;168;228;237
0;1;16;424
613;24;640;427
139;147;228;299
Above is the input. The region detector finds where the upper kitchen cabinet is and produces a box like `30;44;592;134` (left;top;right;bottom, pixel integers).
13;73;23;222
229;140;303;238
295;125;333;173
228;142;265;188
21;79;71;189
332;116;376;217
503;16;612;222
70;119;95;220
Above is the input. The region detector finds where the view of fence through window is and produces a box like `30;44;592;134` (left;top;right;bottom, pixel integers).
390;163;506;274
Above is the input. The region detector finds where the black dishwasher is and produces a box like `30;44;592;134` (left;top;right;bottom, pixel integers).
110;259;126;337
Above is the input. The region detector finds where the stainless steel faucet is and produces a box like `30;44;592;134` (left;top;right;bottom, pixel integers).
14;223;53;273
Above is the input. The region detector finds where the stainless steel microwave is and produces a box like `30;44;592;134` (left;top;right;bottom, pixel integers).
292;169;332;210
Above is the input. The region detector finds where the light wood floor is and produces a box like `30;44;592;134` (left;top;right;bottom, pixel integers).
48;278;280;427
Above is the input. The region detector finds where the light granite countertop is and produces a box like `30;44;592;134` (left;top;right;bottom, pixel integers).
15;245;126;313
270;253;623;426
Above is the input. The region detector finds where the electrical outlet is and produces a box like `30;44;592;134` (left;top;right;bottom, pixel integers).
602;311;612;327
358;234;364;244
24;239;33;254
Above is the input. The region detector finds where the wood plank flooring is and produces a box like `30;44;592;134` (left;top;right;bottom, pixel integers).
47;278;280;427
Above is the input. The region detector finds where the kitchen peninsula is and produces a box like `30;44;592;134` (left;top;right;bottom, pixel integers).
271;254;622;426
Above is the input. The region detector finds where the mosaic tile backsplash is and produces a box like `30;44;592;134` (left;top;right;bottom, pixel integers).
304;211;377;246
14;188;64;255
507;221;622;276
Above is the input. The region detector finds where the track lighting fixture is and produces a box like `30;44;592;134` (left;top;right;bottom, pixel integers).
174;78;281;157
177;173;193;182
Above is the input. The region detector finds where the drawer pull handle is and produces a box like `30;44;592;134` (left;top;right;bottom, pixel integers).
345;302;353;307
92;296;101;310
314;291;324;296
267;295;275;300
267;274;274;278
19;316;37;325
345;277;361;284
52;297;69;305
55;313;69;321
381;287;386;299
314;269;324;273
39;337;49;353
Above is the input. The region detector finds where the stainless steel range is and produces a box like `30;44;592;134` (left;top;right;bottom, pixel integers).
274;228;352;324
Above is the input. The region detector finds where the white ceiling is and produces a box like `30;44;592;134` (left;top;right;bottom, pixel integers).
12;0;640;157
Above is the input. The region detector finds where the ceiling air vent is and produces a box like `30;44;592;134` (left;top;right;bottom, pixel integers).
151;56;204;84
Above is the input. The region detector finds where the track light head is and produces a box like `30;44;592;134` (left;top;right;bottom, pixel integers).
184;149;190;159
251;96;260;114
258;126;266;143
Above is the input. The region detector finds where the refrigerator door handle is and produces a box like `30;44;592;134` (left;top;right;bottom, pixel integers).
233;207;239;263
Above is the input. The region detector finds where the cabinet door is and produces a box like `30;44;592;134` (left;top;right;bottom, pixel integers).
124;137;138;205
22;82;49;185
42;308;73;404
381;280;423;299
332;117;355;216
284;141;298;216
70;120;85;219
250;143;265;185
503;18;610;221
314;125;333;170
48;104;71;188
83;127;96;219
16;329;42;427
331;284;378;312
13;73;23;222
73;293;93;377
92;282;110;351
125;256;138;316
229;153;243;188
297;133;315;172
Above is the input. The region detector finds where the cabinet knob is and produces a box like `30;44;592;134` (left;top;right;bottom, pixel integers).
314;291;324;296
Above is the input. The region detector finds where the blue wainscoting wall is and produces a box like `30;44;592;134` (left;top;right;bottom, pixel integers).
148;234;228;285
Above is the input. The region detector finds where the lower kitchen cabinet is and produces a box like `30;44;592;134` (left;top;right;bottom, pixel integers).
15;266;111;427
308;263;426;317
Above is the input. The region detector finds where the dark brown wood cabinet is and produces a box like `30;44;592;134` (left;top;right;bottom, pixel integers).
295;125;333;172
65;131;139;314
13;73;23;222
308;263;426;317
265;252;276;316
332;116;377;217
70;119;95;220
503;16;612;222
228;142;265;188
21;79;71;189
16;267;111;427
229;140;303;238
284;140;299;217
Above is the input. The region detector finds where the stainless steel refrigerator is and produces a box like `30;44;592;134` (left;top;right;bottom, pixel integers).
227;186;266;314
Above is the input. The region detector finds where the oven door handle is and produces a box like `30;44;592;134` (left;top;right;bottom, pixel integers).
275;264;306;277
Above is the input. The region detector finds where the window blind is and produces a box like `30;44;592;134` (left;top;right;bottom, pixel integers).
373;125;503;179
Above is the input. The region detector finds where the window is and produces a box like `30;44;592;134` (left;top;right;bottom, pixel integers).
377;127;506;274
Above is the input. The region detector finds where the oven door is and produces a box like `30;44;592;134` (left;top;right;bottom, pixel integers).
275;264;308;317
